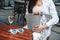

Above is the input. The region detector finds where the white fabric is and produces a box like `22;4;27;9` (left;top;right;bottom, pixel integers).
33;32;42;40
24;0;59;40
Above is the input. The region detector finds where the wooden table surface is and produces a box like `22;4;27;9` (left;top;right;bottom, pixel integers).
0;24;33;40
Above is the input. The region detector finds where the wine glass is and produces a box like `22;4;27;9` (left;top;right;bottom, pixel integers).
8;16;14;40
8;16;14;25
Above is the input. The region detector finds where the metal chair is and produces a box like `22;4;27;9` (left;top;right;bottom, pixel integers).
14;0;27;26
0;0;4;9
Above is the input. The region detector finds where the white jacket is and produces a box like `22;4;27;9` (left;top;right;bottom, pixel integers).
24;0;59;37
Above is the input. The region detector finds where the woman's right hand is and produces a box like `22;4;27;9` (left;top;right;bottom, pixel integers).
33;11;42;15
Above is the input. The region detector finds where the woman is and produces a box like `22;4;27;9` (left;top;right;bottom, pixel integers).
24;0;59;40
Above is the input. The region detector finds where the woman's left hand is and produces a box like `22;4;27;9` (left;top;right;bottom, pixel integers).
33;25;48;33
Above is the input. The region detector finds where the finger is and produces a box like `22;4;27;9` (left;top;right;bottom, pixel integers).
33;28;37;30
35;25;40;27
33;28;37;31
33;28;42;33
33;29;36;32
33;26;39;29
34;28;43;32
33;30;40;33
35;30;40;33
34;26;38;28
33;29;38;32
34;13;39;15
33;28;38;32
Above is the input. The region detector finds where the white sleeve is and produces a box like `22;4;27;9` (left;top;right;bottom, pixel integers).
46;0;59;27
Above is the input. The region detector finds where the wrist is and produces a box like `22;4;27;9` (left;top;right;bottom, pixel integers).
44;25;48;29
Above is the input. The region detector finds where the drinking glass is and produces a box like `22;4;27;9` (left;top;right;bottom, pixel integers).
8;16;14;40
8;16;14;25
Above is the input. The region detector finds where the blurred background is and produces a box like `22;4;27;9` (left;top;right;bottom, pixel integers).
0;0;60;40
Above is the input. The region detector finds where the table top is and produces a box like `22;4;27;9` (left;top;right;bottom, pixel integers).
0;24;33;40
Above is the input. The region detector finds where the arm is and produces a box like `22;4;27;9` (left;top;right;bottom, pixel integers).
46;0;59;27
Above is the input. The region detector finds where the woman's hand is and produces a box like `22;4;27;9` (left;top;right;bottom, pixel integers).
33;11;42;15
33;25;48;33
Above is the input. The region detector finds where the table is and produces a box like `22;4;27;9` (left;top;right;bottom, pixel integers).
0;24;33;40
